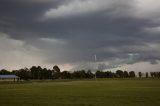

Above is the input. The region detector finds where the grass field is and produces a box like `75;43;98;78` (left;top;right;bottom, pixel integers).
0;79;160;106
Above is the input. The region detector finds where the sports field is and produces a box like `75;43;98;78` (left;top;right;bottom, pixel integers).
0;79;160;106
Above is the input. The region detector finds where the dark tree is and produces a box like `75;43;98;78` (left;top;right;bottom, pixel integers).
72;70;87;79
138;72;142;78
79;70;87;78
72;71;80;79
129;71;135;78
150;72;154;78
39;68;48;79
53;65;60;73
123;71;129;78
52;65;61;79
158;72;160;78
146;72;149;78
109;72;115;78
96;70;104;78
0;69;10;75
45;69;52;79
30;66;42;79
15;68;31;80
86;70;94;78
116;70;124;78
61;71;71;79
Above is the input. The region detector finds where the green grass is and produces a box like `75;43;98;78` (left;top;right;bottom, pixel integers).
0;79;160;106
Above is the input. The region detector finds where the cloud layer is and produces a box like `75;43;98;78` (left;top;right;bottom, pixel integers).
0;0;160;72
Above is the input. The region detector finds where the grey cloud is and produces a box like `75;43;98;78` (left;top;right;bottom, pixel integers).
0;33;47;70
0;0;160;71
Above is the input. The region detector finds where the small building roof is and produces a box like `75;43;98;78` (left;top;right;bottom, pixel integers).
0;75;19;79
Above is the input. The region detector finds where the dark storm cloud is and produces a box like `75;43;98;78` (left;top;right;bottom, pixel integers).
0;0;76;40
0;0;160;71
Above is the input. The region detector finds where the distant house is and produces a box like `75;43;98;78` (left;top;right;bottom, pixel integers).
0;75;20;81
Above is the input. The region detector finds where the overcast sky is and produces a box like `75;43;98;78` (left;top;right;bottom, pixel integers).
0;0;160;72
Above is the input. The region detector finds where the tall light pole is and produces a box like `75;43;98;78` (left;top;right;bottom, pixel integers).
95;55;97;79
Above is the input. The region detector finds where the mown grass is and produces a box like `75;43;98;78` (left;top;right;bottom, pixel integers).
0;79;160;106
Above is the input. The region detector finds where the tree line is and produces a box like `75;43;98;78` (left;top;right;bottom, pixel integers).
0;65;160;80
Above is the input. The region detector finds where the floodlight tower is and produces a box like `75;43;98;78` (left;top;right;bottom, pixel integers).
94;55;97;79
